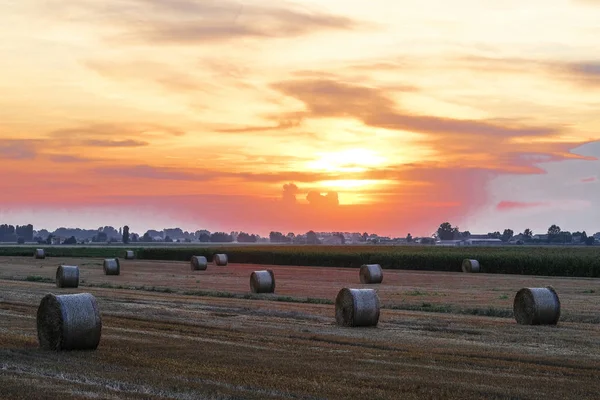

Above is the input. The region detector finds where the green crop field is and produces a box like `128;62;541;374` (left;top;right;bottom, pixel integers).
2;244;599;277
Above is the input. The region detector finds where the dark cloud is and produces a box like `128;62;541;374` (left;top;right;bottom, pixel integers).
98;165;211;181
48;154;95;163
53;0;366;45
215;113;305;133
273;78;559;137
92;164;340;183
82;139;148;147
0;140;39;160
49;123;185;139
564;62;600;86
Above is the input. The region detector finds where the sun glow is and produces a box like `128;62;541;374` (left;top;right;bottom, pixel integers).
306;148;387;173
317;179;395;190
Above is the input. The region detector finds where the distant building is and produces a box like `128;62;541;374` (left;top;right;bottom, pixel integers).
464;238;502;245
532;234;548;241
468;234;491;239
508;234;525;244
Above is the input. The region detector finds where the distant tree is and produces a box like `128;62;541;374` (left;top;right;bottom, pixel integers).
437;222;459;240
210;232;233;242
488;231;501;239
237;232;258;243
269;231;291;243
198;233;210;242
122;225;130;244
195;230;210;239
63;236;77;245
306;230;320;245
581;231;588;243
585;236;595;245
522;229;533;240
17;237;25;244
406;233;413;243
547;224;561;242
164;235;172;243
460;231;471;238
270;231;282;243
93;231;108;242
46;234;54;245
333;232;345;244
361;232;368;242
141;232;153;242
501;229;514;242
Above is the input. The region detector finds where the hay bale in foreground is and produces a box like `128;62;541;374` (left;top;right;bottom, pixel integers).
359;264;383;284
335;288;380;327
250;270;275;293
190;256;208;271
462;259;480;273
513;286;561;325
34;249;45;259
214;254;228;266
103;258;120;275
56;265;79;288
37;292;102;351
124;250;135;260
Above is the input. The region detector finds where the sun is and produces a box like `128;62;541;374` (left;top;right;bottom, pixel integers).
306;148;387;173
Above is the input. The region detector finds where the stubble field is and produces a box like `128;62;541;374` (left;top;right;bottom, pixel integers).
1;256;599;399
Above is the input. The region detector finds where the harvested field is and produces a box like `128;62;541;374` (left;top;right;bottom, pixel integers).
1;256;599;399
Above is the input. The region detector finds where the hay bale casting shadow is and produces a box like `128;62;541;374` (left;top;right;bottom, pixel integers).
214;254;228;266
37;293;102;351
335;288;380;327
34;249;45;259
514;286;561;325
190;256;208;271
250;270;275;293
103;258;120;275
462;259;480;273
56;265;79;288
359;264;383;284
124;250;135;260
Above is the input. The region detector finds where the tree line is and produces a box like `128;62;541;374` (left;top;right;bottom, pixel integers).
435;222;596;245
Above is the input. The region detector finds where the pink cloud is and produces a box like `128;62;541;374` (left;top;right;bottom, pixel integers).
580;176;597;183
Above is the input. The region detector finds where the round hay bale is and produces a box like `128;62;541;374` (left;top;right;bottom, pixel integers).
462;259;480;273
190;256;208;271
250;270;275;293
34;249;46;259
359;264;383;284
56;265;79;288
214;254;228;266
103;258;120;275
335;288;380;327
513;286;561;325
124;250;135;260
37;292;102;351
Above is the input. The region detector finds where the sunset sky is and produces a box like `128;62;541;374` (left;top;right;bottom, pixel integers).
1;0;600;237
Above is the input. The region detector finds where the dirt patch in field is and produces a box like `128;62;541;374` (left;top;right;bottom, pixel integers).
1;256;598;323
1;262;600;399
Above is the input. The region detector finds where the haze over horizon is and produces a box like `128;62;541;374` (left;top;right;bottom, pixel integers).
1;0;600;237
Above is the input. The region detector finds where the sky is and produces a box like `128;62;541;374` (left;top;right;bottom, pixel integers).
1;0;600;237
